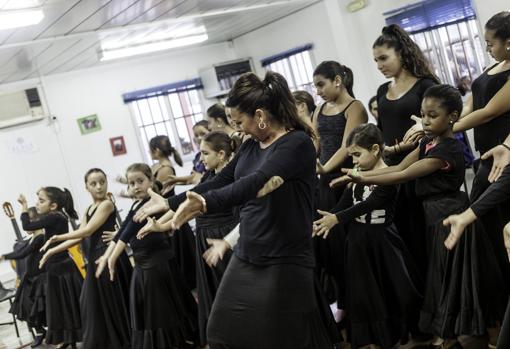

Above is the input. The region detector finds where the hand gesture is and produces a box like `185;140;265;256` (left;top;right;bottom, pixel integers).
137;217;167;240
329;175;352;188
95;256;107;278
481;144;510;183
39;250;52;269
107;256;116;282
133;188;168;222
17;194;28;208
313;210;339;239
170;191;205;230
202;238;230;267
403;115;424;144
342;168;363;182
257;176;284;198
40;236;59;252
443;214;469;250
102;230;117;243
115;175;127;184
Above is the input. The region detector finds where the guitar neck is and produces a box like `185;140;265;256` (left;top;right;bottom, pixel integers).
11;218;23;241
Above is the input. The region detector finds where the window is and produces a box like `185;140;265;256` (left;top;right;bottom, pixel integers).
261;44;315;96
123;79;204;161
385;0;487;86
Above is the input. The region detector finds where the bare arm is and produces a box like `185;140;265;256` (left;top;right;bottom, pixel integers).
460;94;473;118
321;102;368;173
356;147;421;177
453;78;510;132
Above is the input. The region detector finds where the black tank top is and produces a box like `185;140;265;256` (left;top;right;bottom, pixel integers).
84;204;117;259
472;64;510;152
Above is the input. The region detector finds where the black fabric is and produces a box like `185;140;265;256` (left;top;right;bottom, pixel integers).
81;208;132;349
376;78;437;163
187;130;316;267
333;183;422;348
471;64;510;153
471;165;510;218
415;137;465;198
207;256;333;349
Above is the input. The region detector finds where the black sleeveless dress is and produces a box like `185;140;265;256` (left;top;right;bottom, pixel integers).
81;206;132;349
157;164;198;291
469;64;510;288
314;100;356;308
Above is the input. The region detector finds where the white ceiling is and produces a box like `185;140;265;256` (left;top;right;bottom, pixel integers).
0;0;319;84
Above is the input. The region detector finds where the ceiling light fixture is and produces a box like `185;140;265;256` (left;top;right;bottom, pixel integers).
99;33;208;61
0;8;44;30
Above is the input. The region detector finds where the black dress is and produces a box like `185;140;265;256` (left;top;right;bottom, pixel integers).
415;137;506;338
80;206;132;349
315;101;357;307
469;64;510;287
194;171;238;346
170;131;334;349
332;183;422;349
114;199;198;349
20;211;83;344
157;164;198;291
3;234;46;330
376;78;437;280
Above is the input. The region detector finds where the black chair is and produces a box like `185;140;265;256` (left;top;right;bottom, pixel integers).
0;281;20;339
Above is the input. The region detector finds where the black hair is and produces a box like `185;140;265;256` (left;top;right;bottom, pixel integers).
202;131;238;158
149;135;183;167
373;24;440;83
126;163;160;194
346;123;384;157
423;84;463;117
84;168;107;184
486;11;510;41
226;71;315;138
292;90;316;115
40;187;78;220
368;96;377;109
313;61;355;97
207;103;229;125
193;120;209;130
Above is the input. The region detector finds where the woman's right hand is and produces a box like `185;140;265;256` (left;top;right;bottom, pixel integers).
17;194;28;209
481;144;510;183
133;189;169;222
202;239;230;267
403;115;424;144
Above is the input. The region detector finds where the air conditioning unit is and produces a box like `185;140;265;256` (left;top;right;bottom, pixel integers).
199;58;253;98
0;86;47;129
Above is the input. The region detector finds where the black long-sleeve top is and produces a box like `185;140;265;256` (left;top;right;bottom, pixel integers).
332;183;398;225
20;212;69;264
3;235;45;277
113;199;170;254
471;165;510;218
168;130;316;267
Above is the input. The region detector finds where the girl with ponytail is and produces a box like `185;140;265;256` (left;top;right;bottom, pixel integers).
371;25;439;329
19;187;83;348
132;71;336;348
148;135;183;197
312;60;368;317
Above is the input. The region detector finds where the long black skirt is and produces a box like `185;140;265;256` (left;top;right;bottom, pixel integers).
470;158;510;288
169;223;197;291
314;175;346;308
419;192;507;338
207;256;334;349
131;249;198;349
9;273;46;328
81;247;132;349
45;256;83;344
195;217;237;346
345;222;422;349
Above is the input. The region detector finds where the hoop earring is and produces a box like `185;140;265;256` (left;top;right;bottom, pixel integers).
258;121;267;130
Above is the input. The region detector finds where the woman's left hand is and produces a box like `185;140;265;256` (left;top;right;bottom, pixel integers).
170;191;206;230
313;210;339;239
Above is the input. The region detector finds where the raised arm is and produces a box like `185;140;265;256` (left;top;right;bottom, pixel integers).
453;78;510;132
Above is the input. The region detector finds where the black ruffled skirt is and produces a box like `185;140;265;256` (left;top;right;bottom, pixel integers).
345;222;422;349
81;247;132;349
45;256;83;344
131;248;198;349
419;192;507;338
207;256;334;349
9;273;47;328
195;217;237;346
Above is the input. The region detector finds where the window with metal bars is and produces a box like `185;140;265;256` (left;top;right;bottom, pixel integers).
123;79;204;161
384;0;488;87
261;44;316;96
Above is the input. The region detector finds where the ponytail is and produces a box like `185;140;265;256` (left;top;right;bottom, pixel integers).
172;150;183;167
40;187;78;220
373;24;440;83
62;188;78;220
203;131;239;158
149;135;183;167
226;71;315;139
313;61;355;97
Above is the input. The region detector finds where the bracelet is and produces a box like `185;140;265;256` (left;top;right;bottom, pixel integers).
502;143;510;151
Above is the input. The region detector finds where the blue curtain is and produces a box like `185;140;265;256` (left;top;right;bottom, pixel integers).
122;78;203;103
261;44;313;67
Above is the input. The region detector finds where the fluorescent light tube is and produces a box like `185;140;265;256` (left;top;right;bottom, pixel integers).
0;8;44;30
100;34;208;61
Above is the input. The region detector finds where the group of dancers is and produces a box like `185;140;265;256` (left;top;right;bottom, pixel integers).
1;9;510;349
